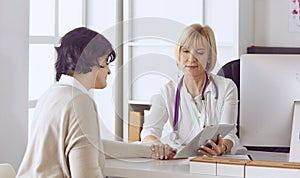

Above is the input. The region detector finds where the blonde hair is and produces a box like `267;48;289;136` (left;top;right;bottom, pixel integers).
175;24;217;72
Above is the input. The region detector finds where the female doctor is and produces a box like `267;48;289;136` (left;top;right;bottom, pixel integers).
141;24;240;158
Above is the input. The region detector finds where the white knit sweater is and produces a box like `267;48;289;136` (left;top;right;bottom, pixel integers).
17;75;151;178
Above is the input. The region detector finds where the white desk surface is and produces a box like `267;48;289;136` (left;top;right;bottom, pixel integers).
104;158;230;178
104;151;290;178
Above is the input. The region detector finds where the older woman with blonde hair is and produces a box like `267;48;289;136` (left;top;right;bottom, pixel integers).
141;24;241;158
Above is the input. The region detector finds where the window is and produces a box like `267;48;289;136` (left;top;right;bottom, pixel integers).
28;0;117;140
28;0;86;124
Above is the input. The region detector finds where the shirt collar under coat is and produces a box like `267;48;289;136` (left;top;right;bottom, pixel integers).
57;74;89;95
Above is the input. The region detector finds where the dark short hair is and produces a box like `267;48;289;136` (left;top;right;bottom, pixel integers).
55;27;116;81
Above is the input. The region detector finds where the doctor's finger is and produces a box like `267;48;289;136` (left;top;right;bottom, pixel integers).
167;151;177;160
209;138;223;156
198;149;213;157
153;144;160;159
164;144;173;156
165;144;177;159
158;144;166;159
218;134;224;146
150;145;157;159
209;139;218;147
200;144;218;156
160;144;170;159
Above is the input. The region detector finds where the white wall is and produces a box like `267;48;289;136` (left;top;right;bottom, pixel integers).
0;0;29;170
254;0;300;47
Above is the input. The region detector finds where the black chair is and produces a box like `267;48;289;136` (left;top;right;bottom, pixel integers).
217;59;240;137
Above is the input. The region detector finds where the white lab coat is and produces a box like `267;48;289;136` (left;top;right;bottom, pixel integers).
141;73;242;153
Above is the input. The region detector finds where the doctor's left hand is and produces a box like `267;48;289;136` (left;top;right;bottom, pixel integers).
151;143;177;160
198;134;227;157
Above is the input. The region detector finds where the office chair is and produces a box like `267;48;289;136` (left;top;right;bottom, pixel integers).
0;163;16;178
217;59;240;137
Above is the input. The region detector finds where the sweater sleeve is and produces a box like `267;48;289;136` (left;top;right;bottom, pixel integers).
65;94;105;178
68;144;104;178
103;140;152;159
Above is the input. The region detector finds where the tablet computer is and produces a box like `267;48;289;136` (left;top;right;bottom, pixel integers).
174;124;235;159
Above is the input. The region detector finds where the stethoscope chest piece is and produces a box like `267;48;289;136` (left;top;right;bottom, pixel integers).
170;131;179;143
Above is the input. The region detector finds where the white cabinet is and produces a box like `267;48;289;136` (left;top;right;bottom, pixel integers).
122;0;254;141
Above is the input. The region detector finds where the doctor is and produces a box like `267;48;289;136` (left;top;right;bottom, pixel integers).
141;24;240;158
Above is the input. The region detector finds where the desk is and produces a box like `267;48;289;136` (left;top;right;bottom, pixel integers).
104;151;292;178
104;158;233;178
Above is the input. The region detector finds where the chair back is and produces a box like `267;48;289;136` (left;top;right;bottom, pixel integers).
0;163;16;178
217;59;240;137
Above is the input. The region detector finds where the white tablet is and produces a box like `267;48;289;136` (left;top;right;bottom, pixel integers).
174;124;235;159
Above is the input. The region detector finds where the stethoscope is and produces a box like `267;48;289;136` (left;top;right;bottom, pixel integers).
169;72;219;143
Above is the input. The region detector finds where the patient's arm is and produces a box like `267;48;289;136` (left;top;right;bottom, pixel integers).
102;139;152;159
141;135;162;144
103;138;176;160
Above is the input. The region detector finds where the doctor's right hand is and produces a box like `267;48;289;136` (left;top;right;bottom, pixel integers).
151;143;177;160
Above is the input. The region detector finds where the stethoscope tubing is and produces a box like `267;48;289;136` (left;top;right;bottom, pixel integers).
172;73;219;137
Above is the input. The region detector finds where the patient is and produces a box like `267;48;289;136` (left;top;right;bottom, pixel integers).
16;27;175;178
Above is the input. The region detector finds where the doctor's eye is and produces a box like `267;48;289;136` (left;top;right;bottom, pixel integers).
181;48;189;53
195;50;205;55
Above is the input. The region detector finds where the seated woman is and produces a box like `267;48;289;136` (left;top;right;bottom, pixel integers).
141;24;244;158
17;27;174;178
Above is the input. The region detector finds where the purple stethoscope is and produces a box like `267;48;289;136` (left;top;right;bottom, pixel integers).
169;73;219;143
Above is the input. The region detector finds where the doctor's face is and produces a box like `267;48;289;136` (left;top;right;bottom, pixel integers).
179;45;209;77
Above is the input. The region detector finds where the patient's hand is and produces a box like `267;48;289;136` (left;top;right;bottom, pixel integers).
151;143;177;160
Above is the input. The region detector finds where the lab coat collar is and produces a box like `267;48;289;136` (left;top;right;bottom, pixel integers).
181;75;214;100
57;74;89;95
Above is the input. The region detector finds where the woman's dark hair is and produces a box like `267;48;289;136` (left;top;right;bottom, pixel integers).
55;27;116;81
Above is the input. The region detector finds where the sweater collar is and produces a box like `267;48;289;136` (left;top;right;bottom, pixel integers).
57;74;89;94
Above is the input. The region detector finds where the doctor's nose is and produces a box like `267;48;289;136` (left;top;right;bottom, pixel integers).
187;53;197;62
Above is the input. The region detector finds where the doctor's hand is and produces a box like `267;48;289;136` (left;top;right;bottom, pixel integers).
198;134;227;157
150;143;177;160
